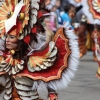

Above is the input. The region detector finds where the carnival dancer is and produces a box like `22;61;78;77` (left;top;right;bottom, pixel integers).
0;0;79;100
77;15;87;58
91;25;100;78
81;0;100;78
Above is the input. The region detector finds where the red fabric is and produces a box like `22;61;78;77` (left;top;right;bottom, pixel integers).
98;36;100;44
38;11;43;18
40;0;44;3
31;26;37;33
20;5;26;12
49;93;57;99
16;21;23;35
19;35;69;81
30;45;49;56
92;47;95;51
24;35;30;44
98;61;100;67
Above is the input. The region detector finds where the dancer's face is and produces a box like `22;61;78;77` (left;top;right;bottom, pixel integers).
55;0;60;8
68;6;76;18
75;0;81;2
5;30;18;50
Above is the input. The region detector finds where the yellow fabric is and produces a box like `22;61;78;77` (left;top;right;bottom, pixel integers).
86;32;91;50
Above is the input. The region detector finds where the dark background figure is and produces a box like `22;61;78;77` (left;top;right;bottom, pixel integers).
55;0;63;26
77;15;88;57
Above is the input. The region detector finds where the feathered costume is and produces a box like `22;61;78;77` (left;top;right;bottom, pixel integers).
81;0;100;25
81;0;100;78
0;0;79;100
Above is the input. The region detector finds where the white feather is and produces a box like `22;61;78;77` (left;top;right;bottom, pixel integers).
82;0;100;25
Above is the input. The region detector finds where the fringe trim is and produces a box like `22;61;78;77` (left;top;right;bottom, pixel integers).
81;0;100;25
34;22;79;91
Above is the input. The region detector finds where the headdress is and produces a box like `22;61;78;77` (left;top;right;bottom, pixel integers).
0;0;56;41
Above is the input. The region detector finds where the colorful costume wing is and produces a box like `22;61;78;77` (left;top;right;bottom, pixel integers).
82;0;100;25
81;0;100;79
46;22;79;90
16;22;79;90
0;0;79;99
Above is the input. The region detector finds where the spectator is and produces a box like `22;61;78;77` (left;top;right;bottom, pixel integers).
60;3;76;25
55;0;63;26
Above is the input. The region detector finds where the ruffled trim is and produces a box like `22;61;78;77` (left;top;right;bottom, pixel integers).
82;0;100;25
45;22;79;90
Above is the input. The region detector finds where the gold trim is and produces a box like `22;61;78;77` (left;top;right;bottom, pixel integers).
16;28;71;82
89;0;100;20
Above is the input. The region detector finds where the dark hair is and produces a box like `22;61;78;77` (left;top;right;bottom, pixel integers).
5;39;28;59
80;22;87;26
86;24;94;32
12;40;28;59
30;33;37;43
76;5;83;12
64;4;82;13
13;33;38;60
64;3;75;13
18;0;21;2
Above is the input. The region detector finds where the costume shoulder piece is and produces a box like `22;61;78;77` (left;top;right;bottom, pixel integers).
0;0;79;92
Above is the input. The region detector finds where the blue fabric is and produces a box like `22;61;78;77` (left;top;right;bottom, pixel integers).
56;9;63;25
61;12;71;23
61;12;74;29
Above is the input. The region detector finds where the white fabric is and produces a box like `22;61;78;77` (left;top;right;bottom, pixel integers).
5;0;24;33
27;33;46;56
46;0;56;10
68;0;82;7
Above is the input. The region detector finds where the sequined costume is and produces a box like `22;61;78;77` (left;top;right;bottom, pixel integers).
0;0;79;100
